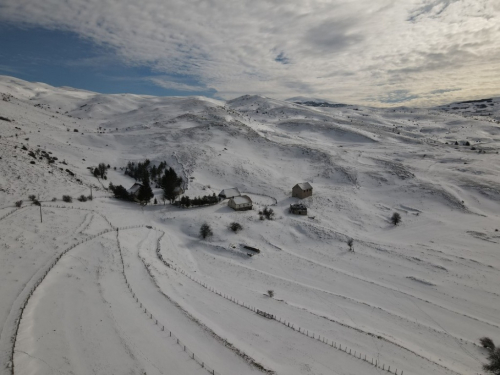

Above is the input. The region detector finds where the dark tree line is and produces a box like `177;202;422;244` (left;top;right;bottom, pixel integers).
178;193;218;207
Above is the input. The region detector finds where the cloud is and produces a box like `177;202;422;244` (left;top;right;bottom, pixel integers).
0;0;499;106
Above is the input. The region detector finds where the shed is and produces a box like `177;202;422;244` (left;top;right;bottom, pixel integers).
290;203;307;215
127;182;143;198
228;195;252;211
219;187;241;200
292;182;313;199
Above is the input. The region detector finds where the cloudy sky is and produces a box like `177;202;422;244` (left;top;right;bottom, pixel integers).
0;0;499;106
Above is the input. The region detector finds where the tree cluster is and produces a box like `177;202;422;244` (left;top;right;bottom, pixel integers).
178;194;218;208
109;183;132;201
93;163;109;179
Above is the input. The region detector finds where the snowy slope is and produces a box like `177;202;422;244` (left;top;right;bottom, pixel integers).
1;76;500;375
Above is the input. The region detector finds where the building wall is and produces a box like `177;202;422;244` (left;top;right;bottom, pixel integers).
292;186;313;199
228;200;252;211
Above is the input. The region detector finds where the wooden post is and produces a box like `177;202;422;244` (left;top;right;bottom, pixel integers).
39;204;43;223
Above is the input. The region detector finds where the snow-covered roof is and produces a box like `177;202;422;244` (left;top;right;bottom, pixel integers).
127;183;143;194
294;182;312;190
219;188;240;198
231;195;252;205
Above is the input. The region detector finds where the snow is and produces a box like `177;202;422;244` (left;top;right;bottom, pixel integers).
1;75;500;375
219;188;241;198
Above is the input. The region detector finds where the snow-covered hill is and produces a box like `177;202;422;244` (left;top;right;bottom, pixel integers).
1;75;499;375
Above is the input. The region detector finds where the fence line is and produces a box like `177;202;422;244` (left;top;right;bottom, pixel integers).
10;227;116;375
0;207;23;222
151;226;404;375
9;211;405;375
115;229;221;375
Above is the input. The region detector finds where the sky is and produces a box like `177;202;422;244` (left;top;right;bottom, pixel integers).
0;0;499;107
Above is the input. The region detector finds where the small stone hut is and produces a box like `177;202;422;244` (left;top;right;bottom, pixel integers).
290;203;307;215
292;182;313;199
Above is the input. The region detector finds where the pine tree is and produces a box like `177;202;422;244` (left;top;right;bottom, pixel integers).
138;173;154;204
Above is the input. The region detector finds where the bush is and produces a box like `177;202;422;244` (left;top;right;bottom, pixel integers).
267;290;274;298
87;195;93;201
77;195;88;202
347;238;354;251
391;212;401;225
62;195;72;203
259;207;275;220
15;200;22;208
32;199;41;206
200;223;213;239
481;337;496;351
483;347;500;375
28;195;36;201
154;198;158;205
229;222;243;233
52;197;57;201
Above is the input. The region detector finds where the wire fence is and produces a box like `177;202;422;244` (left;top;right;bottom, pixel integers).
0;207;23;222
10;227;116;375
115;230;221;375
9;207;406;375
152;226;405;375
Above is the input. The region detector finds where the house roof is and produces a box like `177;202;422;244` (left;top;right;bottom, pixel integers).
127;183;143;194
231;195;252;205
294;182;312;190
219;187;241;198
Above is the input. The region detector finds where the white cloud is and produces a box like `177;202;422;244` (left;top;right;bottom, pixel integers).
0;0;499;106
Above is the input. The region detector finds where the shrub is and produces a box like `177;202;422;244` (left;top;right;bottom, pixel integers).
465;141;471;146
229;222;243;233
154;198;158;205
259;207;275;220
87;195;93;201
483;347;500;375
481;337;496;351
52;197;57;201
267;290;274;298
32;199;41;206
391;212;401;226
77;195;87;202
15;200;22;208
28;195;36;201
200;223;213;239
62;195;72;203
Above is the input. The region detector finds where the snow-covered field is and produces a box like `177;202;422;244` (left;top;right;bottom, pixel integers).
1;75;499;375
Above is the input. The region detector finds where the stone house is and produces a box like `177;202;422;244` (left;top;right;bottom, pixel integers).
292;182;313;199
228;195;252;211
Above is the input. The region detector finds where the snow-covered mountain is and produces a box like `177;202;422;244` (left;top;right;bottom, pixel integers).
1;75;499;375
